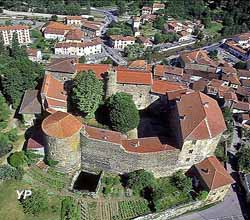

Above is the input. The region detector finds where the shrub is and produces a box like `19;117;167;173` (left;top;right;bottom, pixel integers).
61;197;80;220
197;191;208;200
6;128;18;142
0;165;23;180
171;171;193;193
8;151;26;168
45;158;59;167
21;189;48;215
0;133;12;157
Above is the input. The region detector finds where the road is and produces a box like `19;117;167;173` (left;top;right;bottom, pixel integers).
103;44;127;65
153;39;196;52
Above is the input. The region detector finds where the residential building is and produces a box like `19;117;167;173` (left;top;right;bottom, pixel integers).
109;35;136;50
65;29;85;42
26;48;42;62
41;73;68;113
152;3;165;13
42;21;73;40
19;90;41;126
54;38;102;57
188;156;235;203
65;16;83;27
137;35;153;48
81;20;102;38
0;25;31;45
141;6;152;15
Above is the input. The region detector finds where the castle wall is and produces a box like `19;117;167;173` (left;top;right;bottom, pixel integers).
44;131;81;173
116;83;151;110
80;132;180;177
178;134;222;169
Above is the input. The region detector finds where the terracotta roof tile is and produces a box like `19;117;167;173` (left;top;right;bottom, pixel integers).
0;25;29;31
233;101;250;111
177;92;226;140
192;78;209;92
65;29;85;40
110;35;136;41
193;156;235;190
27;138;44;149
122;137;176;153
55;38;102;48
76;63;110;79
42;111;82;138
154;65;183;77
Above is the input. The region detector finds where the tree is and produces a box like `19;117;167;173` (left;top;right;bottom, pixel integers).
0;34;7;55
72;71;104;118
208;50;218;60
127;170;156;195
8;151;26;168
154;33;165;44
79;56;86;63
124;43;144;61
61;197;80;220
10;33;27;59
0;165;23;181
171;171;193;193
197;31;204;40
51;15;58;21
106;92;139;133
0;95;10;130
153;16;165;30
117;0;126;15
234;61;247;70
21;189;48;215
236;145;250;173
0;133;12;157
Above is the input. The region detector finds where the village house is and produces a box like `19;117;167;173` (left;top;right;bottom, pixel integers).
141;14;157;24
141;6;152;15
65;16;83;27
26;48;42;62
132;16;141;37
109;35;136;50
54;38;102;57
127;60;152;72
65;29;85;42
19;90;42;126
0;25;31;45
40;73;68;113
152;3;165;14
188;156;235;203
42;21;73;40
154;64;184;82
81;20;102;38
136;35;153;48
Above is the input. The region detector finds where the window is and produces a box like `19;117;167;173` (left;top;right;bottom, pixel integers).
186;158;190;162
191;140;197;145
189;149;193;154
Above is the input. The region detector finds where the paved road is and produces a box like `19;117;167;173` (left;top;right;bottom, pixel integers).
103;44;127;65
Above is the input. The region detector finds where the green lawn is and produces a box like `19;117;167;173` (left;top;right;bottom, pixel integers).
0;180;62;220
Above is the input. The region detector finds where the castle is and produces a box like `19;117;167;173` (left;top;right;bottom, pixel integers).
40;60;227;177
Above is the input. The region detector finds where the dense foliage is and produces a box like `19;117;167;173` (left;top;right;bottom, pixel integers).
107;22;133;36
236;144;250;174
8;151;26;168
72;71;104;118
21;189;48;215
106;92;139;133
61;197;80;220
0;164;23;180
124;43;144;61
0;95;10;130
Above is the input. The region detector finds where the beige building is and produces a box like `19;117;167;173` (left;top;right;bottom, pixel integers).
109;35;136;50
0;25;31;45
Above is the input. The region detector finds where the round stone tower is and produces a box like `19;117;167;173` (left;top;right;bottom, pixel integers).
105;67;117;98
42;111;82;173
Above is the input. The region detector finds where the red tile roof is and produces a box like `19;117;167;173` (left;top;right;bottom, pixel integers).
122;137;176;153
65;29;85;40
27;138;44;149
154;65;183;77
83;125;124;144
42;111;82;138
177;92;226;140
55;38;102;48
46;57;77;74
233;101;250;111
151;80;187;97
193;156;235;190
0;25;29;31
76;64;110;79
110;35;136;41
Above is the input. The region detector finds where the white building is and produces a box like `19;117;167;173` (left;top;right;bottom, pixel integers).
82;21;102;38
26;48;42;62
109;35;136;50
152;3;165;14
0;25;31;45
65;16;83;27
54;38;102;57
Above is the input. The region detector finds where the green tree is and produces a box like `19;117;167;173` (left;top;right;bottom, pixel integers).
21;189;48;215
197;31;204;40
8;151;26;168
153;16;165;30
0;95;10;130
79;56;86;63
106;92;139;133
236;145;250;173
61;197;80;220
208;50;218;60
0;133;12;157
10;33;27;59
0;34;7;55
127;169;156;195
72;71;104;118
171;171;193;193
51;15;58;21
124;43;144;60
117;0;126;15
0;165;23;181
154;33;165;44
234;61;247;70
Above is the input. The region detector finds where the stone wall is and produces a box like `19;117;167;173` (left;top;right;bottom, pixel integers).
80;132;180;177
44;131;81;173
116;83;151;110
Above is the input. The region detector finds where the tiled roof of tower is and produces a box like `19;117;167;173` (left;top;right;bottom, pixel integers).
42;111;82;138
122;137;176;153
46;57;77;74
193;156;235;190
177;92;226;141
